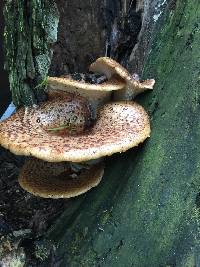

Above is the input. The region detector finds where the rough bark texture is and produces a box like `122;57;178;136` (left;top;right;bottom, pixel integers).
3;0;200;266
49;0;144;75
0;1;10;115
49;0;107;75
39;0;200;266
4;0;59;107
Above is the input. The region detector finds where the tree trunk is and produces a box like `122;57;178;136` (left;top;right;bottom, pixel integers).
3;0;200;266
4;0;59;107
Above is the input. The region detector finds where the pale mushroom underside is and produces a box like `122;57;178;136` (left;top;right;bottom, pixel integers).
47;76;126;114
47;76;125;92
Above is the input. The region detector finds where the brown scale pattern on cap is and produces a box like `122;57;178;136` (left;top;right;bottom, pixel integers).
18;158;104;198
0;100;150;162
24;91;92;135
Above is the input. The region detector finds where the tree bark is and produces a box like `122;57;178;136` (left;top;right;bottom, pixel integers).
4;0;59;107
4;0;200;266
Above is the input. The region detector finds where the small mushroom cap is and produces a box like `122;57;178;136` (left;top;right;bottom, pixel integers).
18;158;104;198
47;76;126;113
0;100;150;162
89;57;131;80
26;91;92;135
89;57;155;99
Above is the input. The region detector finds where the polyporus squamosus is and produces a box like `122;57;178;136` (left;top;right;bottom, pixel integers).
18;158;104;199
89;57;155;100
0;57;154;198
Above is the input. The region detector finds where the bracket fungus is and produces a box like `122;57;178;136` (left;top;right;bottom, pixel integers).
0;57;155;198
89;57;155;100
0;97;150;162
18;158;104;199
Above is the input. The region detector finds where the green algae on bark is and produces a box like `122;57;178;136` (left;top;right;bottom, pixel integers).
39;0;200;266
4;0;59;107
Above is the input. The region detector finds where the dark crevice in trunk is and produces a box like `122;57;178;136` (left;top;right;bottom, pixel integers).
50;0;107;75
49;0;144;76
106;0;143;64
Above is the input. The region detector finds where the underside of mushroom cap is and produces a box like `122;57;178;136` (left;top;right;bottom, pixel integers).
18;158;104;198
47;76;126;113
0;100;150;162
89;57;155;100
47;76;125;92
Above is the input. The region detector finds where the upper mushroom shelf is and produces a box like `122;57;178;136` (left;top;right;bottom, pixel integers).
47;57;155;114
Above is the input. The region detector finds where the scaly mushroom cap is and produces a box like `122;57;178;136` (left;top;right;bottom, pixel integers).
0;97;150;162
18;158;104;198
47;76;126;114
89;57;155;100
23;91;92;135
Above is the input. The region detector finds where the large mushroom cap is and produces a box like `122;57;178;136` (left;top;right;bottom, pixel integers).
18;158;104;198
0;98;150;162
89;57;155;99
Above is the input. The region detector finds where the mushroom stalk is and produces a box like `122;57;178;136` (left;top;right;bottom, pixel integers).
113;78;155;101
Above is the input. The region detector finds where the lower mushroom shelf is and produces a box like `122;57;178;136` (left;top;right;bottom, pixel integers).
18;158;105;198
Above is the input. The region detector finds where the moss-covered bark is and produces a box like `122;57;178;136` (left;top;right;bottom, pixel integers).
4;0;58;107
36;0;200;266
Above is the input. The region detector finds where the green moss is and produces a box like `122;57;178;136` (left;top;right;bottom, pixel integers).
38;0;200;266
4;0;59;107
35;240;51;261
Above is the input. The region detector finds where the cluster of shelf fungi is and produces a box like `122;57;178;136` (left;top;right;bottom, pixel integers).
0;57;155;198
